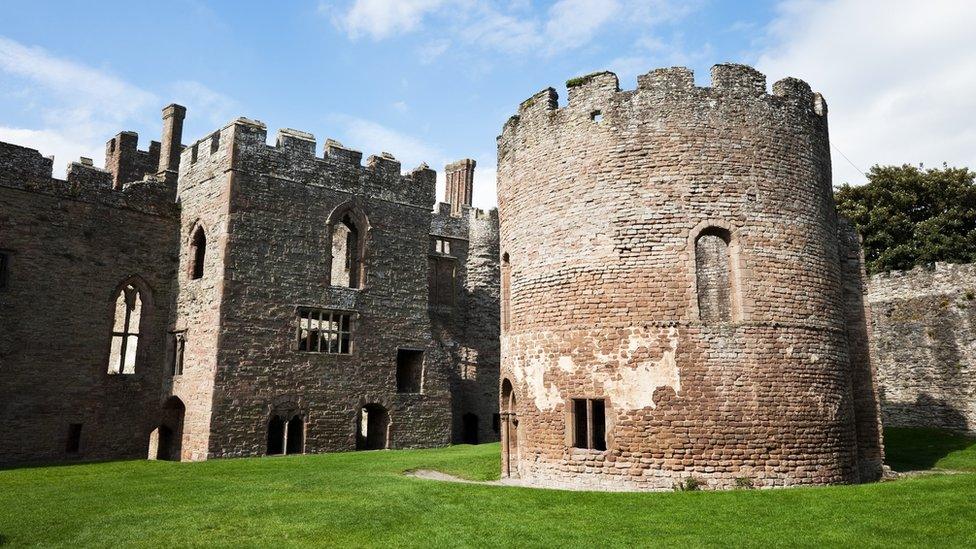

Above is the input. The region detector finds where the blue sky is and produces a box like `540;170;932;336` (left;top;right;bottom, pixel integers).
1;1;974;208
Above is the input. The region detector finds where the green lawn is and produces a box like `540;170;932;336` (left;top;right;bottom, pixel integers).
1;429;975;548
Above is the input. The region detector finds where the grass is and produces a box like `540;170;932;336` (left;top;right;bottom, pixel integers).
0;429;974;547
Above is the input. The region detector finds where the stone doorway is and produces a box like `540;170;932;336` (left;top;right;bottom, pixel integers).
267;414;305;455
151;396;185;461
501;379;518;478
357;404;389;450
462;413;479;444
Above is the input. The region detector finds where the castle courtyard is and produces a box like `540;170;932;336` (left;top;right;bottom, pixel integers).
0;428;974;547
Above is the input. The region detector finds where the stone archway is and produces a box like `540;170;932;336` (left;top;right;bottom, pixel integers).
152;396;185;461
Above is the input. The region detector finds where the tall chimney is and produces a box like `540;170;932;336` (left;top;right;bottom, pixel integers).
444;159;476;216
157;103;186;182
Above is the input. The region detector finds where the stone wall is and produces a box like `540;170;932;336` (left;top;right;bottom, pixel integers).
431;202;501;444
496;64;882;491
0;141;178;466
173;119;453;458
868;262;976;434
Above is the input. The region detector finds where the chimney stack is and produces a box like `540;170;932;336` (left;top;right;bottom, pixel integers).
444;159;476;216
157;103;186;182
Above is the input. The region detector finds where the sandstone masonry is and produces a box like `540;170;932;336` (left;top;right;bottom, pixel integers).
496;64;885;490
868;262;976;434
0;106;499;466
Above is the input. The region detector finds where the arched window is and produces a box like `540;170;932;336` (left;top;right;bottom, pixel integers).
189;225;206;280
695;227;733;324
108;283;144;374
501;252;511;332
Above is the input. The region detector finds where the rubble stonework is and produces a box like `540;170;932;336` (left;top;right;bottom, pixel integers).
868;262;976;434
496;64;885;490
0;106;499;466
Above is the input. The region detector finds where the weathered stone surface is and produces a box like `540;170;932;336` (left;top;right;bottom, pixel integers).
868;262;976;434
0;107;499;466
496;64;884;490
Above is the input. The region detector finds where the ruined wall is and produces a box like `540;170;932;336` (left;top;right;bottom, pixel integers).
497;64;881;490
868;262;976;434
0;142;178;466
430;202;501;444
173;119;452;458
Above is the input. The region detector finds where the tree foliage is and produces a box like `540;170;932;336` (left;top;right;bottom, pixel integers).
835;164;976;274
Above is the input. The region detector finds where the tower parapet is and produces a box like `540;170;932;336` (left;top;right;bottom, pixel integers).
182;117;436;209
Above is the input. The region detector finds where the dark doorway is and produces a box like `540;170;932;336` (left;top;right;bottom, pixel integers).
286;415;304;455
462;413;479;444
357;404;389;450
267;415;286;455
155;396;185;461
501;379;518;478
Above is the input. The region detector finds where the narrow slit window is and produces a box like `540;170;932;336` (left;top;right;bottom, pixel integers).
189;226;206;280
501;252;511;331
0;250;10;290
171;332;186;376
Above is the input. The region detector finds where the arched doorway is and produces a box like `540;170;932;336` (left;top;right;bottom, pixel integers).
154;396;185;461
267;413;304;456
501;379;518;478
462;413;479;444
357;404;389;450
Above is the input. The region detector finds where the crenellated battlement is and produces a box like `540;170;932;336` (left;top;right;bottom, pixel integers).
105;131;161;189
501;63;826;143
180;117;436;208
0;140;177;218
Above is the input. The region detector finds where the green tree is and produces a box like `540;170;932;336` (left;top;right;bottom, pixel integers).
835;164;976;274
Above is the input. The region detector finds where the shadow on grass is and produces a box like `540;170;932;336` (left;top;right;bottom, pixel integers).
884;427;976;472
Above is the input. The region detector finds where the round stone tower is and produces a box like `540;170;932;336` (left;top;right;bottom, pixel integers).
496;64;883;490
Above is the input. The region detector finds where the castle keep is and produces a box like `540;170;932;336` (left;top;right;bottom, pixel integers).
0;107;499;465
496;65;884;490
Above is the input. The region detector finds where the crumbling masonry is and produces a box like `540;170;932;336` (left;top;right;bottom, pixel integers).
0;107;499;465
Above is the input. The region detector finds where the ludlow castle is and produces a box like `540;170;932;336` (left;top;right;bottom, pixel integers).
1;64;973;491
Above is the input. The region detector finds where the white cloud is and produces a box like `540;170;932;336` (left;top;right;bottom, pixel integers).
0;36;156;124
332;0;693;57
545;0;620;54
471;163;497;209
334;115;446;170
329;0;449;39
417;39;451;64
391;100;409;113
0;35;159;174
0;35;237;177
169;80;239;128
756;0;976;186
